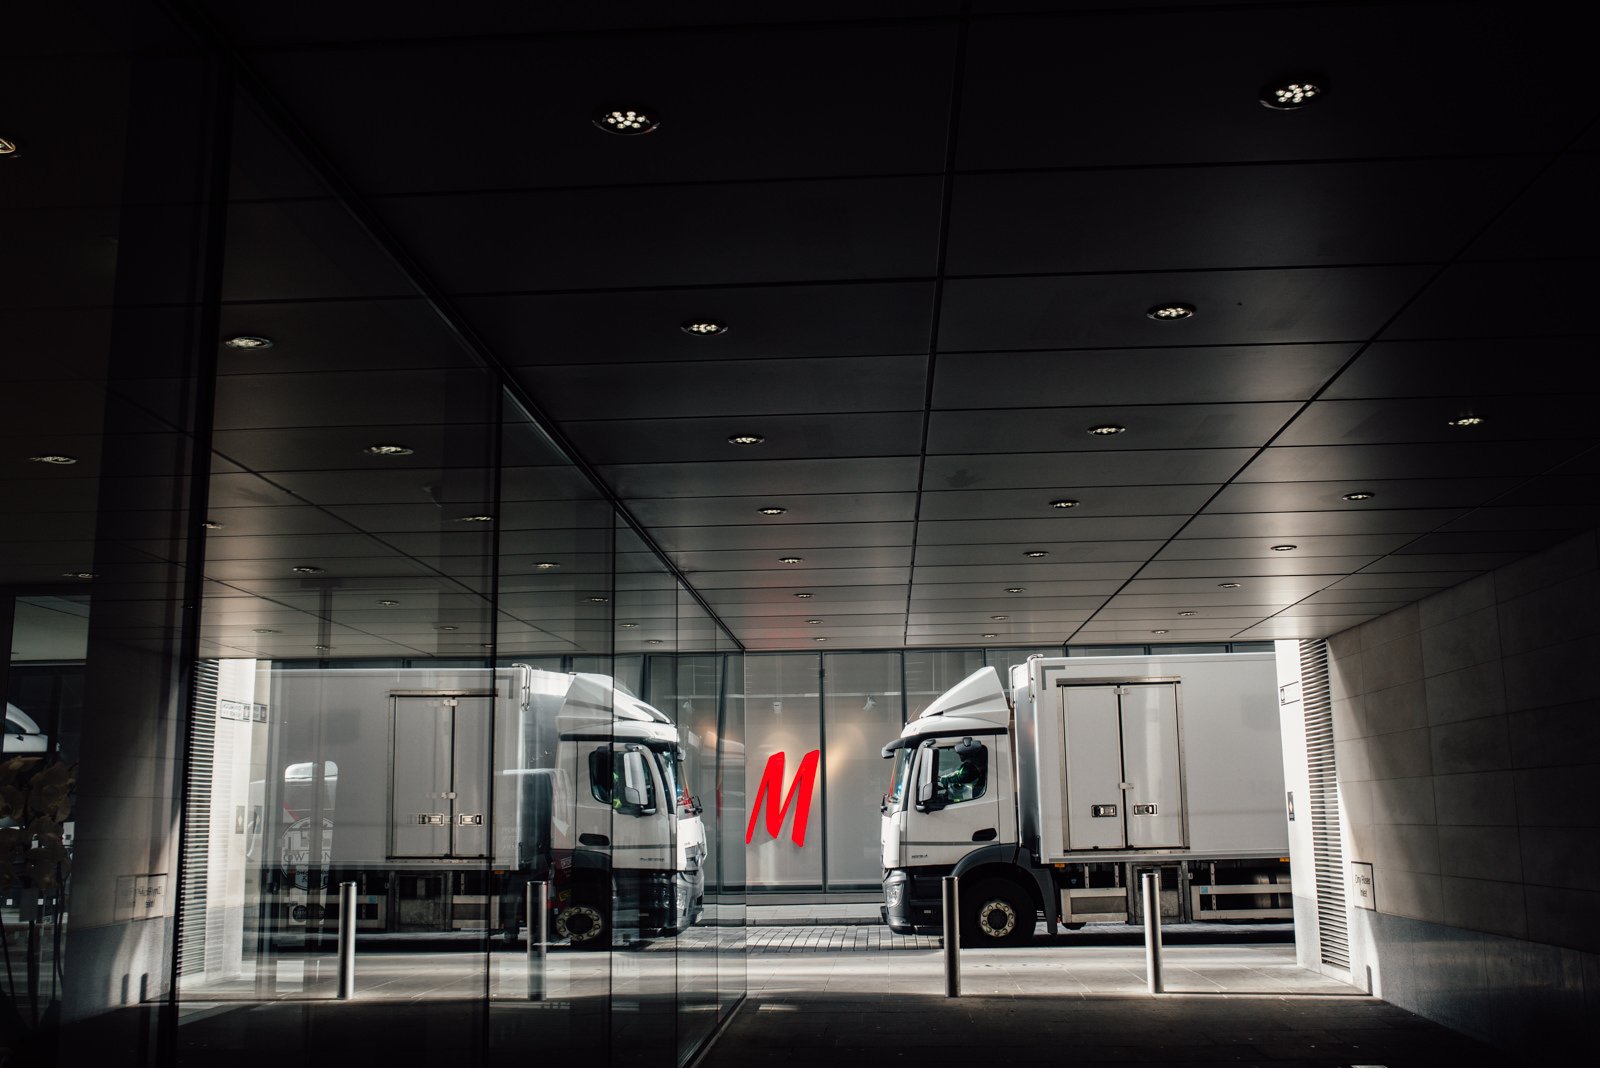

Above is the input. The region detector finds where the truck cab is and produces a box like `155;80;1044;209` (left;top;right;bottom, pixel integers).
880;666;1041;943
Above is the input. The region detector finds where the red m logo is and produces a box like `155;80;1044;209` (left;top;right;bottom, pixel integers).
745;749;821;847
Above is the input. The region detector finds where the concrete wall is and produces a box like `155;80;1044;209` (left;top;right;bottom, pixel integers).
1325;530;1600;1054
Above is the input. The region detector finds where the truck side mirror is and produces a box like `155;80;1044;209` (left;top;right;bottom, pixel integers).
915;779;944;812
620;751;657;816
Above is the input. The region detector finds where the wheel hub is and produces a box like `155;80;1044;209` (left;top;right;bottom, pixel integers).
557;905;603;942
979;899;1016;938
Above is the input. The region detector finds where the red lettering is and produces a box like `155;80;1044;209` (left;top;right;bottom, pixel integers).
745;749;821;847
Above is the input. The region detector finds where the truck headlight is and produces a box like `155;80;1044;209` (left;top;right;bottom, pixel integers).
886;883;903;907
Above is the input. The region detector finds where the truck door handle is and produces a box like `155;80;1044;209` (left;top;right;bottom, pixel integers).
971;827;997;842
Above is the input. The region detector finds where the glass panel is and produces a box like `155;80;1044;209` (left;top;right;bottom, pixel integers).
904;648;984;718
985;647;1060;687
671;587;723;1062
742;654;822;889
821;653;904;888
181;90;499;1028
715;648;747;1019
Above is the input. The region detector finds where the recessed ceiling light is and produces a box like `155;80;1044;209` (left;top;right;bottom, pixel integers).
28;454;78;465
1342;491;1376;502
593;104;659;135
983;633;998;639
1270;544;1298;552
620;622;639;629
291;566;324;574
794;592;814;599
1178;611;1197;617
480;643;494;649
806;619;823;625
1146;303;1195;321
1024;550;1049;558
1049;499;1080;509
60;571;95;579
991;615;1008;621
814;637;828;642
455;514;494;523
728;433;765;446
1005;587;1026;594
1447;414;1485;428
1218;582;1242;589
223;335;273;350
252;628;279;634
1152;629;1169;635
376;599;400;606
313;644;332;651
364;444;414;456
201;520;223;530
758;506;788;516
1086;424;1126;436
588;596;609;603
646;639;664;645
435;625;459;632
1259;79;1323;110
534;562;560;570
778;556;803;564
0;137;18;155
681;320;727;336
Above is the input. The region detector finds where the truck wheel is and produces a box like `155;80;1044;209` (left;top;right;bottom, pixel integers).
963;879;1033;947
555;898;610;951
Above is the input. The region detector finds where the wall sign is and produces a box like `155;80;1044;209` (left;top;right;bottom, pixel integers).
1350;861;1375;910
745;749;821;847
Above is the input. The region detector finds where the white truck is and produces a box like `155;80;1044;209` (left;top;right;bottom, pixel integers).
880;652;1290;944
254;664;705;948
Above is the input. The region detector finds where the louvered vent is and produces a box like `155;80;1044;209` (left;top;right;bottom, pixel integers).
176;658;219;977
1299;638;1348;970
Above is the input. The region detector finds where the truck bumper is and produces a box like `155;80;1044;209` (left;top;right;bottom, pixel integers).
882;869;944;935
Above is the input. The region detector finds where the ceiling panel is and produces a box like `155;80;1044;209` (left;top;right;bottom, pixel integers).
600;457;920;498
517;355;927;421
946;159;1535;275
455;282;935;367
929;402;1299;454
933;346;1353;408
957;4;1591;170
377;177;945;294
563;412;924;465
922;449;1255;490
940;267;1434;352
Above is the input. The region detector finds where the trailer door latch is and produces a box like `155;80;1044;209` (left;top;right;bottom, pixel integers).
416;813;445;825
1132;803;1158;815
1090;804;1118;817
455;813;483;826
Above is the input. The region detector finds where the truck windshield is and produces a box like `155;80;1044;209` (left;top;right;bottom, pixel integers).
650;744;688;811
885;747;913;810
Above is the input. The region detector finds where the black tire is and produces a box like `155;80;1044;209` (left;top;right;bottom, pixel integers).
962;878;1034;947
555;892;611;951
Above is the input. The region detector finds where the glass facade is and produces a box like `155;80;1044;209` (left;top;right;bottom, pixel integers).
1;16;748;1064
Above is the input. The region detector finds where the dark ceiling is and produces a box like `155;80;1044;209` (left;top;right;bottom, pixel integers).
6;0;1600;657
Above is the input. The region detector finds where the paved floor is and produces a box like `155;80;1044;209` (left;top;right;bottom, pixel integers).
162;910;1518;1065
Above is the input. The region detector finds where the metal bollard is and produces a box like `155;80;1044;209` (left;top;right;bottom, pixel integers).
941;875;960;997
337;881;357;1000
527;880;548;1001
1140;870;1163;994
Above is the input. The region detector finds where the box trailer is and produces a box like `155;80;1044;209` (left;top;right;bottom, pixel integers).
880;652;1290;944
250;664;704;948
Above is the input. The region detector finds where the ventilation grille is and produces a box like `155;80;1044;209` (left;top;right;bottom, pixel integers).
1300;638;1348;970
176;659;219;977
